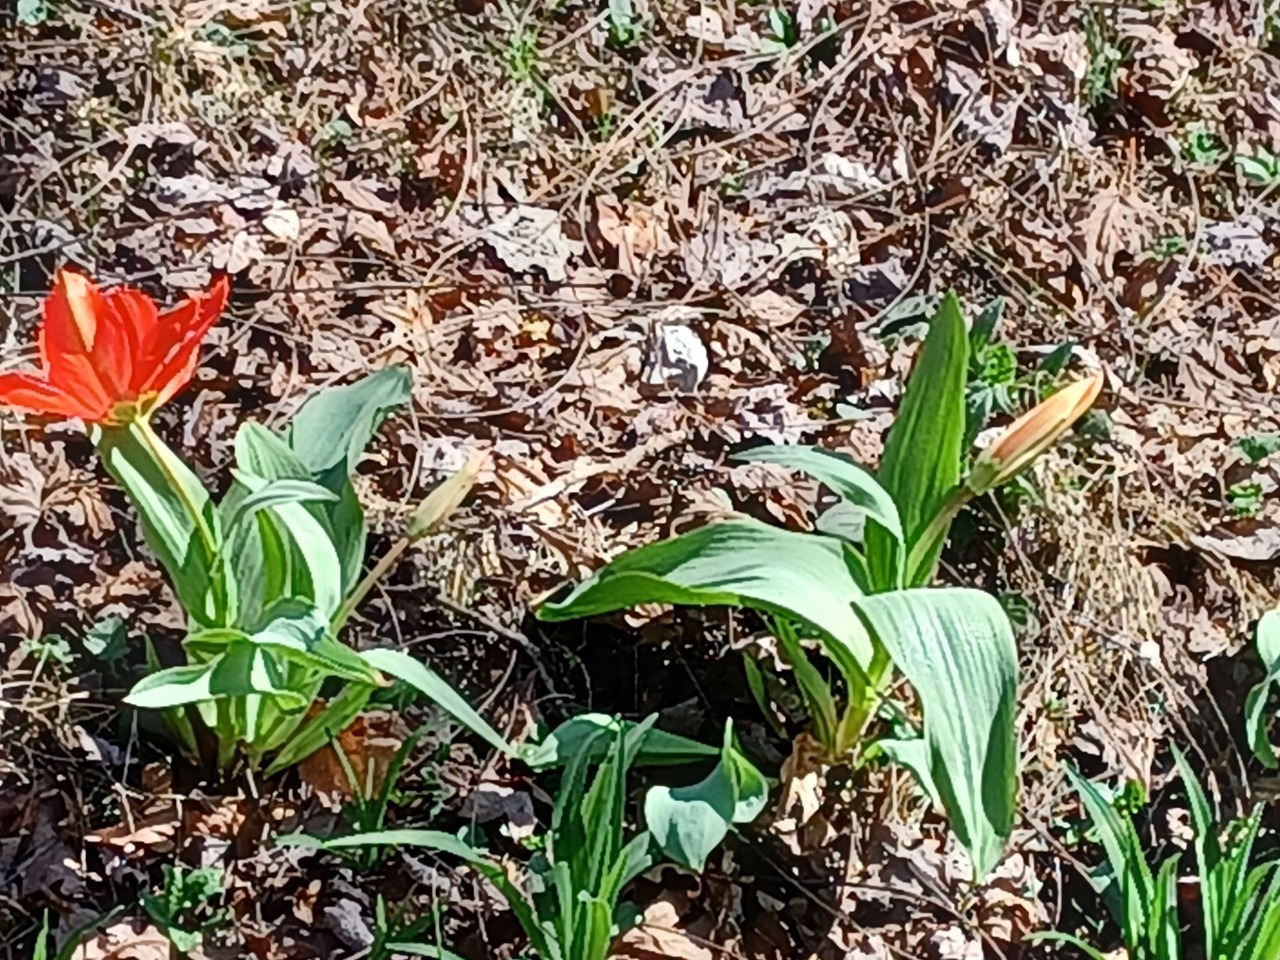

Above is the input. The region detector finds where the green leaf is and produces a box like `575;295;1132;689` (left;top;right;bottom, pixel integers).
222;425;338;626
125;661;217;710
773;619;840;751
17;0;50;26
537;519;875;671
224;477;338;531
385;945;468;960
1246;610;1280;768
125;642;304;712
735;445;902;544
969;297;1004;355
519;713;719;770
852;587;1017;879
93;422;226;625
1023;931;1114;960
281;829;553;959
265;682;376;775
242;602;380;684
283;367;411;590
730;744;769;823
84;616;129;663
284;366;413;478
235;467;345;621
1063;762;1157;947
867;737;943;809
642;722;765;871
360;648;513;757
865;292;968;588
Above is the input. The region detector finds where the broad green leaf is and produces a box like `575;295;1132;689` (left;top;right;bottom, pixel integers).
222;424;330;626
244;601;381;685
235;469;344;620
730;744;769;823
537;519;875;671
284;366;413;479
224;477;337;531
125;661;216;709
361;647;513;757
265;682;375;775
233;421;312;479
642;722;765;871
519;714;719;770
285;367;412;590
865;292;968;588
735;445;902;544
125;643;303;712
852;587;1017;879
1246;610;1280;768
867;737;943;809
145;637;200;759
93;422;226;625
329;481;367;593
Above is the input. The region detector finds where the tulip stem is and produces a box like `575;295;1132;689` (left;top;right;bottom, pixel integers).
905;487;972;586
331;535;412;634
131;417;219;562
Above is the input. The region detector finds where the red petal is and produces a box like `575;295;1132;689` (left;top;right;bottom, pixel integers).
0;371;105;420
98;285;160;395
41;272;120;411
142;276;229;409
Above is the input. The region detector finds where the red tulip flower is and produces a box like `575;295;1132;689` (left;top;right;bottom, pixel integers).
0;270;228;425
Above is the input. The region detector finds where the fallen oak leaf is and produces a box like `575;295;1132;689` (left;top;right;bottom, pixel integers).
73;920;170;960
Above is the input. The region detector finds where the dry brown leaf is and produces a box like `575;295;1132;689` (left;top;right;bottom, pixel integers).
74;921;170;960
1191;526;1280;562
0;582;42;637
613;900;713;960
332;177;396;214
479;204;581;282
1076;185;1159;278
345;210;398;256
297;708;409;799
746;290;805;327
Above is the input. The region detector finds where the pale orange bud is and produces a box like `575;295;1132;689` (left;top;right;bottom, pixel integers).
967;373;1104;494
406;449;489;541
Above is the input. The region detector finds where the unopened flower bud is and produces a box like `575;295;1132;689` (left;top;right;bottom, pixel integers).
968;373;1103;495
406;450;488;541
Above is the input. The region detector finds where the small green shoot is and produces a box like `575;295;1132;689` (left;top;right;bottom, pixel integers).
371;895;461;960
1236;145;1280;186
1181;124;1228;167
1151;235;1189;260
765;7;798;48
31;907;123;960
83;615;129;664
20;634;75;670
1235;433;1280;464
332;724;432;868
1033;748;1280;959
141;864;226;955
1082;10;1125;107
506;26;539;84
1227;481;1264;518
17;0;50;25
606;0;640;46
285;717;660;960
